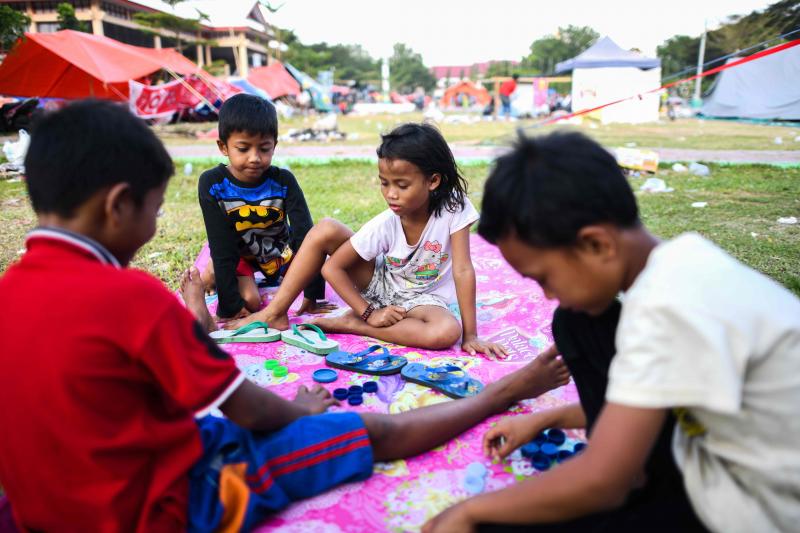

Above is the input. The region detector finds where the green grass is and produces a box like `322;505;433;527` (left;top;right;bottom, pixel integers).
2;161;798;296
155;114;800;151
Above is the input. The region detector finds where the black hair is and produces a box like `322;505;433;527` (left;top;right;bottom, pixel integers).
218;93;278;143
512;74;520;81
24;100;173;218
478;131;639;247
376;122;468;217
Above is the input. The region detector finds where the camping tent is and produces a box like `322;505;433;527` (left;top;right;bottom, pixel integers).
440;81;491;108
284;62;332;112
248;62;300;99
228;77;273;101
701;43;800;120
556;37;661;124
0;30;200;100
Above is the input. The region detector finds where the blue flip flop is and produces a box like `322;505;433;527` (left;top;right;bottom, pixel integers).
326;345;408;375
400;363;484;399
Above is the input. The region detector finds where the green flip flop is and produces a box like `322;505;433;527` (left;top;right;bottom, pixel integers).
280;323;339;355
209;321;282;344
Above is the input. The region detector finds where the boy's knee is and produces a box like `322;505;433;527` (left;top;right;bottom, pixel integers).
243;292;262;312
320;259;334;281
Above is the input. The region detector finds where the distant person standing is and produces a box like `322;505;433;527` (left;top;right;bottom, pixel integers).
499;74;519;119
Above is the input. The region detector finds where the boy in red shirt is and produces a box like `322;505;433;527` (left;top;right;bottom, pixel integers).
0;100;568;532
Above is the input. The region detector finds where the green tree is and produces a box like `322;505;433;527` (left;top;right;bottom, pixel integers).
0;5;30;52
389;43;435;93
524;25;599;74
57;2;88;32
282;30;380;83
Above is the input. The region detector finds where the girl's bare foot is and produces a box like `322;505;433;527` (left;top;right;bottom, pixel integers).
309;310;363;333
180;267;216;332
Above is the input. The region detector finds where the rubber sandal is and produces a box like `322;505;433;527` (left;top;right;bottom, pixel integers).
400;363;484;399
280;323;339;355
325;345;407;375
208;321;281;344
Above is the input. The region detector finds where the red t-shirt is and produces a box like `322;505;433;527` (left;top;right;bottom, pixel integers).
0;229;243;532
499;79;517;97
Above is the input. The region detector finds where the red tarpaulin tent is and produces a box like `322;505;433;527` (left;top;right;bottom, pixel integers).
0;30;201;100
248;62;301;99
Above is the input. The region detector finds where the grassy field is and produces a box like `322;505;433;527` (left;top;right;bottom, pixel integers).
1;160;798;296
155;114;800;151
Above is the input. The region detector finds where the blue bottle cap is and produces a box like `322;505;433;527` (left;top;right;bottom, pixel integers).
466;462;487;478
540;443;559;456
333;388;349;400
520;442;539;458
312;368;338;383
347;395;363;406
363;381;378;393
464;475;485;495
348;385;363;395
556;450;574;463
573;442;587;454
533;432;548;446
546;428;566;446
530;452;551;471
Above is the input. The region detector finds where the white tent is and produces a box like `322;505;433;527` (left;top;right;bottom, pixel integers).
701;43;800;120
556;37;661;124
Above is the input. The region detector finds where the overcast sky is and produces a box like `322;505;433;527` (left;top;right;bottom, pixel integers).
266;0;775;65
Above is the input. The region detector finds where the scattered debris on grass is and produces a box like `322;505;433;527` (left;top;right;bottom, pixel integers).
689;162;710;176
640;177;673;193
777;216;798;225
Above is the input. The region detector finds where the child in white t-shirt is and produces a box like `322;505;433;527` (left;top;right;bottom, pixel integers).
227;123;513;358
422;131;800;532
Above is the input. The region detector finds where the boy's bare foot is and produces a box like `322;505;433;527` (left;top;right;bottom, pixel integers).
309;310;363;333
225;307;290;331
481;350;571;414
296;297;338;316
180;267;216;332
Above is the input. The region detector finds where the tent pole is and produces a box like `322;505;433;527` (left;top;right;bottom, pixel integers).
162;66;218;110
693;21;707;107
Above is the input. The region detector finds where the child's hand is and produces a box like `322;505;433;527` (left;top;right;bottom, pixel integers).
293;384;338;414
461;336;508;360
483;414;543;462
367;305;406;327
422;502;475;533
296;297;338;316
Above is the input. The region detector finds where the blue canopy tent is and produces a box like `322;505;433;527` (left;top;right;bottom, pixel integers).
555;36;660;73
555;37;661;123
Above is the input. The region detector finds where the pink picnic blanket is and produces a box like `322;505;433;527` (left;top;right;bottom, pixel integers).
195;235;581;532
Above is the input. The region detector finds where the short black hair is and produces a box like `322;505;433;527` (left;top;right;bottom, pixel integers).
478;131;639;247
218;94;278;143
24;100;173;218
377;122;468;217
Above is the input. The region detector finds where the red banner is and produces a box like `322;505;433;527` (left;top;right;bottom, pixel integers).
129;75;243;119
129;78;183;119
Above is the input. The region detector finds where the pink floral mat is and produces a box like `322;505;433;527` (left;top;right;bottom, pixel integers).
194;235;581;532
